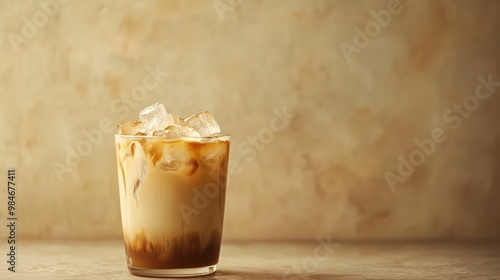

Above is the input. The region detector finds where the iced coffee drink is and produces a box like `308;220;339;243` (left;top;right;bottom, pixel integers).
114;103;229;277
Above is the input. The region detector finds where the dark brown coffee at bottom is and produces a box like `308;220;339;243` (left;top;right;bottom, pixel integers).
125;230;222;269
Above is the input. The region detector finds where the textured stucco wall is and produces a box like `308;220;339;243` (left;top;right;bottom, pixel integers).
0;0;499;241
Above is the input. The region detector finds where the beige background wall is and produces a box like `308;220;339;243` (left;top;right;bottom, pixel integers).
0;0;499;241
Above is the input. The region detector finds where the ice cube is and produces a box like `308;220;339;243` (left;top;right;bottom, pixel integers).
200;142;227;184
158;155;182;172
152;124;200;138
150;142;198;177
132;143;148;197
185;111;221;136
139;102;176;132
119;140;148;197
201;141;227;168
171;115;184;125
200;141;229;176
117;121;146;135
184;159;199;177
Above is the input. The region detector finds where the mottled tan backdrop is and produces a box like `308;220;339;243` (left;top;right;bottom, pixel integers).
0;0;499;241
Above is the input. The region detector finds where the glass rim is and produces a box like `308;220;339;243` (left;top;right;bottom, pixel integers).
114;133;230;141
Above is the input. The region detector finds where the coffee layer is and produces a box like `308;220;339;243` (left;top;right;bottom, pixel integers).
125;230;222;269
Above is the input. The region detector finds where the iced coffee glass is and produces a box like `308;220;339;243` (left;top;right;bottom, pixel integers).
114;103;229;277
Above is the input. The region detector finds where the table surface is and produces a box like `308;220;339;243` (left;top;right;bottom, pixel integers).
2;241;500;279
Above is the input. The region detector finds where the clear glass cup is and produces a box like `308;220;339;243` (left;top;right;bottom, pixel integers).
114;134;230;277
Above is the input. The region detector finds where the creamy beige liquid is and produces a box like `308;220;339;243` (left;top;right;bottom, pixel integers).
115;136;229;269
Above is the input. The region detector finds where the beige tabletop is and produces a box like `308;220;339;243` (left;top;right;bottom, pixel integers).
2;241;499;279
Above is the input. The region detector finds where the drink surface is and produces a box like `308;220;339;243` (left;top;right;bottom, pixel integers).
115;135;229;269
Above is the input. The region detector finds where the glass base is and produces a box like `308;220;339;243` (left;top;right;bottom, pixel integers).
128;264;217;278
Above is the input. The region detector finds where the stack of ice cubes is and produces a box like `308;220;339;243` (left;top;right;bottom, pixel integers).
117;102;221;137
